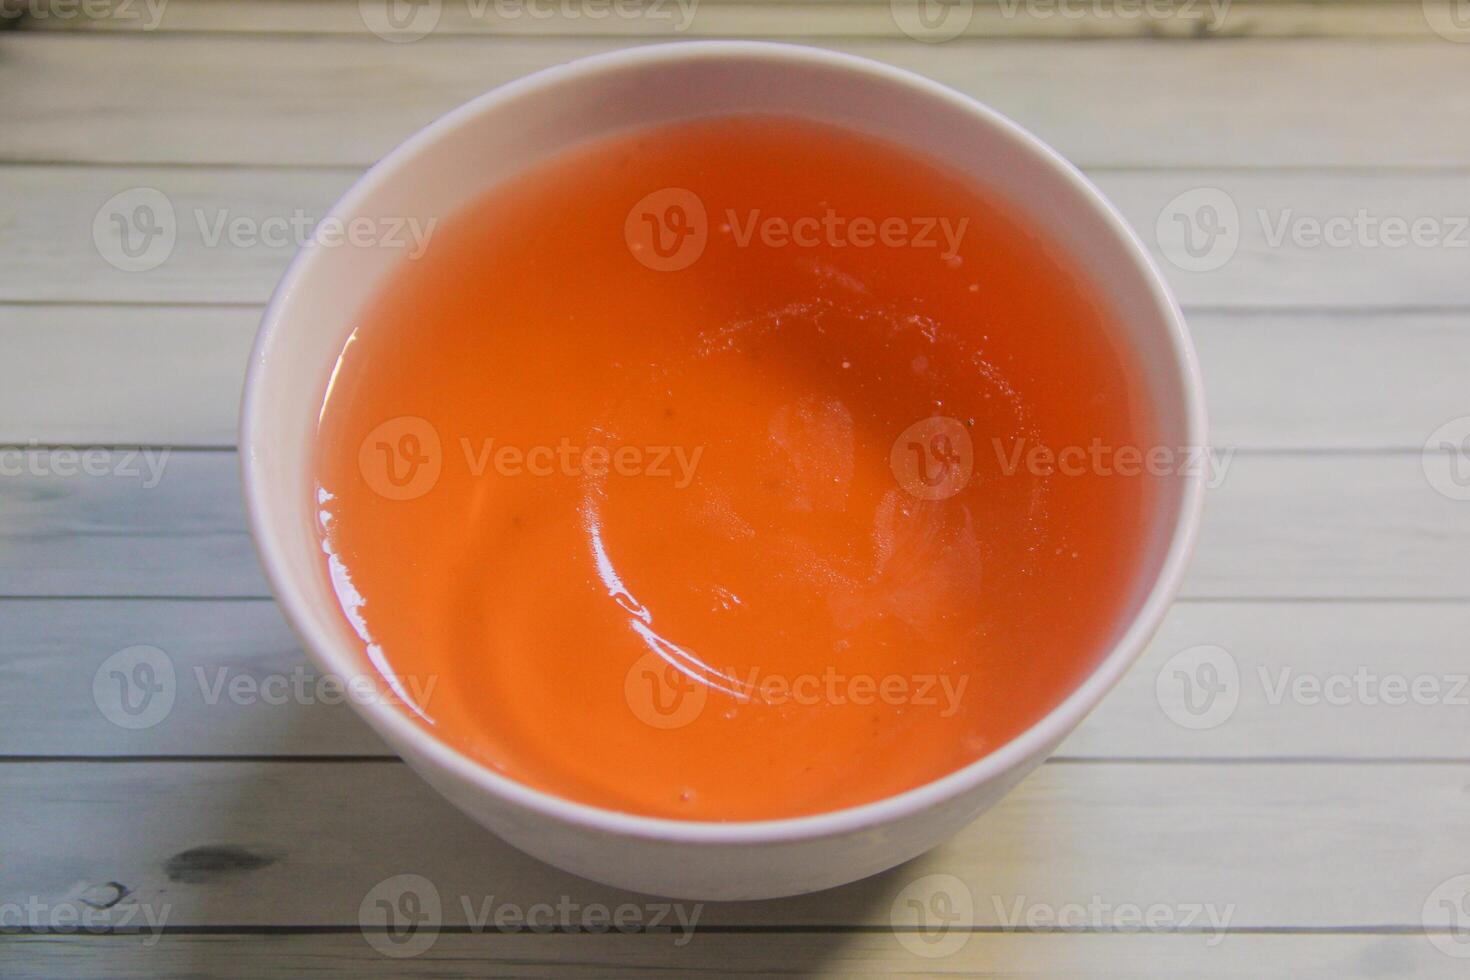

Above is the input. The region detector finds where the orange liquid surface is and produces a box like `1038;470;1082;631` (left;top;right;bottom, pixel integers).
314;115;1158;821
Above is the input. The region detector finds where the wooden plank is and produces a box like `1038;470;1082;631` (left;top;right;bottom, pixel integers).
7;597;1470;761
5;166;1470;308
9;0;1445;40
5;306;1467;451
1185;453;1470;599
0;166;355;306
1190;311;1470;452
2;36;1469;167
0;450;265;598
1;760;1465;927
0;305;257;448
2;450;1466;599
1106;172;1470;310
1068;599;1470;759
2;932;1464;979
0;599;388;757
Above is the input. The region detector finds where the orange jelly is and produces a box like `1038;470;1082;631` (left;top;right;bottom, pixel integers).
314;115;1159;821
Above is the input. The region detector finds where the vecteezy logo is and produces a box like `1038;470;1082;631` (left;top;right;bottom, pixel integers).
1423;0;1470;41
358;416;442;501
624;188;708;272
1424;874;1470;957
624;649;709;730
93;645;176;730
1156;644;1240;730
890;0;974;42
1422;416;1470;501
360;874;442;958
358;0;442;41
890;873;974;958
93;187;177;273
890;417;975;501
1156;187;1241;273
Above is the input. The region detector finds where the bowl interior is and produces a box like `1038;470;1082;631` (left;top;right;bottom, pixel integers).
242;41;1202;835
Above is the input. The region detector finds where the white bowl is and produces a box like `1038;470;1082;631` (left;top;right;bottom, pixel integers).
240;40;1205;901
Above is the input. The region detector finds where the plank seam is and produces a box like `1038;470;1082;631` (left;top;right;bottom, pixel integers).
5;28;1456;42
0;924;1458;937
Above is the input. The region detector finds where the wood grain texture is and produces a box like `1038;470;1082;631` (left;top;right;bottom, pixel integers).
11;0;1452;40
1068;600;1470;759
6;598;1470;760
5;307;1468;450
0;451;264;598
3;760;1467;928
1187;453;1470;599
3;933;1464;979
0;305;257;448
3;450;1466;599
1189;311;1470;451
0;599;388;757
3;36;1469;167
6;165;1470;308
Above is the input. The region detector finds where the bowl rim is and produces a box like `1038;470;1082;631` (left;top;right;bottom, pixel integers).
240;39;1207;846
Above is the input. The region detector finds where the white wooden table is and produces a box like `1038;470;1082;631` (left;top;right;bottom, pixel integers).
2;1;1469;975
